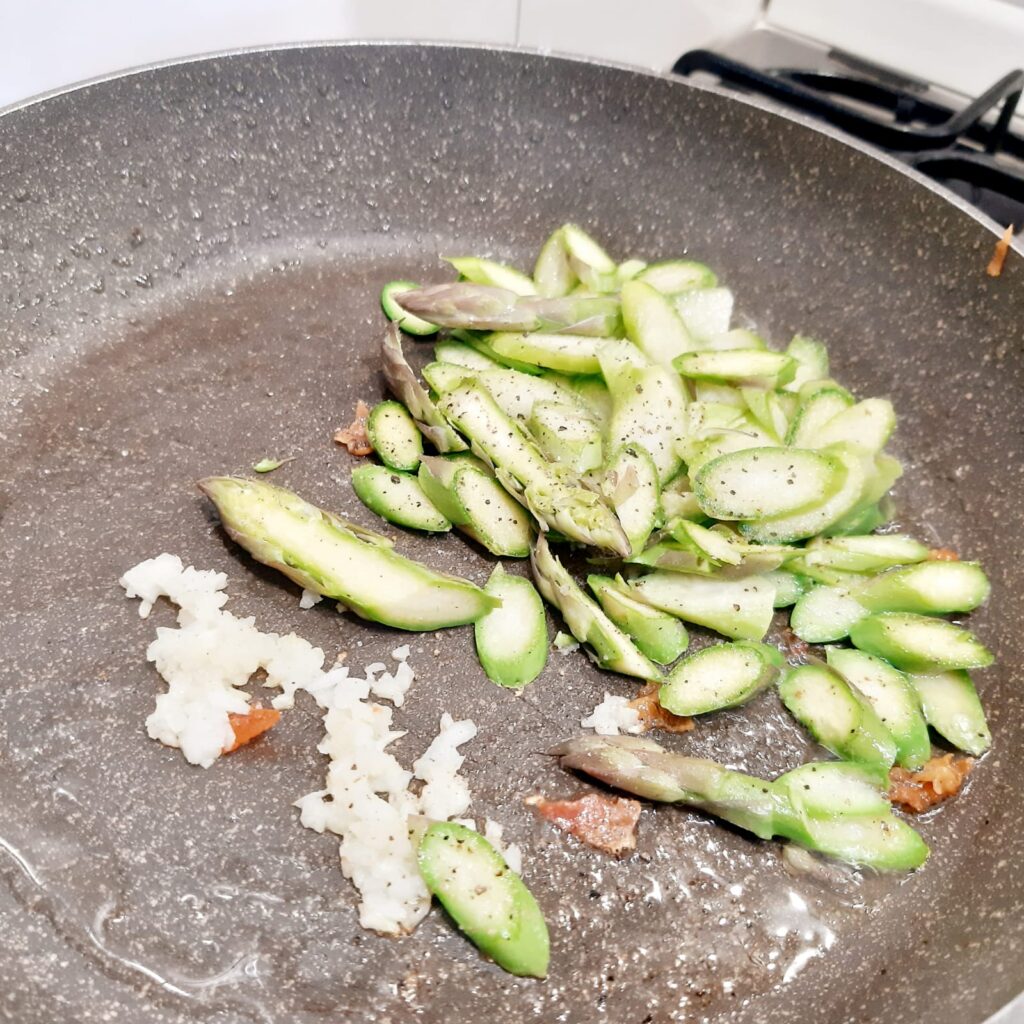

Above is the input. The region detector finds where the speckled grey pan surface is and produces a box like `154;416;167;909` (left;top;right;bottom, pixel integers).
0;43;1022;1024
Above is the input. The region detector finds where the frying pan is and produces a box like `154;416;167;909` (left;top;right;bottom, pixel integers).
0;43;1021;1024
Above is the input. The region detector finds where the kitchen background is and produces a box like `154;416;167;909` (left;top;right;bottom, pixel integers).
2;0;1023;113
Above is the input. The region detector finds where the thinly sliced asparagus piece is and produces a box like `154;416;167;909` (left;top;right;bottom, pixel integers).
849;613;994;672
587;574;689;665
475;564;547;687
438;381;629;555
601;444;660;555
417;821;549;978
621;279;697;366
529;401;603;474
533;226;576;298
531;536;661;681
445;256;536;295
779;664;898;769
381;324;467;452
659;641;782;715
418;455;533;557
350;465;451;533
199;477;496;630
601;348;688;483
637;259;717;293
789;585;868;643
630;571;776;641
366;400;423;472
826;647;931;770
395;283;620;336
908;670;991;756
561;223;618;292
855;560;990;615
802;534;929;573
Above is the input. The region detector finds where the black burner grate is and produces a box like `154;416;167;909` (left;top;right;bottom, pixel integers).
673;49;1024;229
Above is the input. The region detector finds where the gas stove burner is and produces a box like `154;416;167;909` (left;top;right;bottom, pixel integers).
674;49;1024;230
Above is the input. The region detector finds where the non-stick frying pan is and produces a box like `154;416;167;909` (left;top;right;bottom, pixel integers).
0;44;1021;1024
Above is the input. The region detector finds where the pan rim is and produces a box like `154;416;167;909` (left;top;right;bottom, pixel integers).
0;39;1018;255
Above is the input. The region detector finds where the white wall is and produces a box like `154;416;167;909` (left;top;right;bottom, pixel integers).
0;0;762;109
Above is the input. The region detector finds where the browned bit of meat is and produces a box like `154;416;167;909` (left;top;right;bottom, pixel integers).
986;223;1013;278
334;399;374;456
927;547;960;562
526;792;642;856
628;682;695;734
779;625;811;663
889;754;974;813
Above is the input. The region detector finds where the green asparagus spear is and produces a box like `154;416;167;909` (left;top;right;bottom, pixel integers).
438;381;630;556
531;536;661;681
199;476;497;631
553;735;928;869
395;283;620;336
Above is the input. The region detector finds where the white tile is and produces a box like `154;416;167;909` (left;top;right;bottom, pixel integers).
337;0;518;44
0;0;519;111
517;0;761;71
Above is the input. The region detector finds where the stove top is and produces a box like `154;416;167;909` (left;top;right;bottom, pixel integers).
673;31;1024;232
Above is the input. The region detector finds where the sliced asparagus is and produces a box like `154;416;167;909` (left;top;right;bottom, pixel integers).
779;664;898;769
417;821;549;978
561;223;618;292
636;259;717;293
674;349;797;388
366;400;423;472
621;278;696;366
418;454;533;557
601;443;660;555
855;560;991;615
380;280;439;335
693;447;844;521
630;571;777;641
533;226;576;298
673;286;734;339
530;536;661;681
553;735;927;869
437;380;629;555
529;401;603;474
659;641;782;716
810;398;896;454
395;283;620;336
199;477;496;630
601;348;688;483
475;564;548;688
801;533;929;574
789;585;868;643
849;612;994;672
488;332;607;375
826;647;931;770
738;443;868;544
587;574;689;665
908;670;991;756
445;255;536;295
350;465;451;533
381;324;467;453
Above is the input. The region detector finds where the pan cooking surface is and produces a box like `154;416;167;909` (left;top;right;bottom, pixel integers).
0;45;1021;1024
